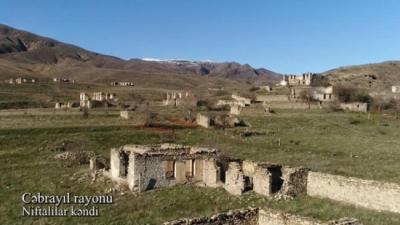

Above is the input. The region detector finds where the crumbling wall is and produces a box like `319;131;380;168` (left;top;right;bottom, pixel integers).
110;148;121;179
164;208;259;225
224;162;245;195
232;94;251;106
230;104;242;115
253;167;271;197
133;155;175;192
255;95;289;103
196;113;211;128
202;159;220;188
120;110;131;119
242;160;257;177
339;102;367;112
307;171;400;214
258;209;322;225
165;208;361;225
280;167;308;197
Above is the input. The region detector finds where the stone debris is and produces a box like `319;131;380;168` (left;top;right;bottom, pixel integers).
54;151;95;164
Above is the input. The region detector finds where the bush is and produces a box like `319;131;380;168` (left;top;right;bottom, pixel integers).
249;86;260;92
335;86;372;103
81;108;89;119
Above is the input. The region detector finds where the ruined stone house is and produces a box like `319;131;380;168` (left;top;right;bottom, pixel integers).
108;144;307;198
55;102;78;109
223;160;308;197
232;94;251;106
196;113;247;129
196;113;212;128
103;143;400;215
260;86;272;92
120;110;132;119
80;92;116;108
290;86;334;102
5;77;36;84
163;91;190;106
109;144;221;192
53;78;75;83
110;81;135;86
392;86;400;93
280;73;320;87
217;99;246;107
230;104;242;115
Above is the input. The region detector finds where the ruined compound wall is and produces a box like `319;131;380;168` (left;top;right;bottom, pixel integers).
164;208;259;225
224;162;245;195
268;102;321;109
202;159;220;188
307;171;400;214
255;95;289;103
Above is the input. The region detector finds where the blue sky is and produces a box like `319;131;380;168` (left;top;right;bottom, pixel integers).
1;0;399;74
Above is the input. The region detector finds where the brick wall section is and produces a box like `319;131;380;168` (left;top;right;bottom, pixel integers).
307;171;400;214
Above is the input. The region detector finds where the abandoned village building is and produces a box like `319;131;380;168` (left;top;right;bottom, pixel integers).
108;143;308;198
104;143;400;215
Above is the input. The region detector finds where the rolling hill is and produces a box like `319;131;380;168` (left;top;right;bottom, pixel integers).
0;24;280;87
323;61;400;91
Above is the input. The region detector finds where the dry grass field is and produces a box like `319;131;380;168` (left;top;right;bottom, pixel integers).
1;107;400;225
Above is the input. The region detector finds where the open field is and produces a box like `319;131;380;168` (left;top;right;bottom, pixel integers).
1;109;400;224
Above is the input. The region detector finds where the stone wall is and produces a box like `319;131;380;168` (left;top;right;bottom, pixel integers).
196;113;211;128
307;171;400;214
268;102;321;110
224;162;245;195
230;105;242;115
242;160;258;176
255;95;290;103
110;148;121;179
132;154;175;192
164;208;259;225
339;102;367;112
120;110;131;119
232;94;251;106
258;209;322;225
280;167;308;197
253;167;271;197
164;208;361;225
202;159;220;188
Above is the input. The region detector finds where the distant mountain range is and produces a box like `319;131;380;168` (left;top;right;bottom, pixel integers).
0;23;399;91
0;24;280;86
